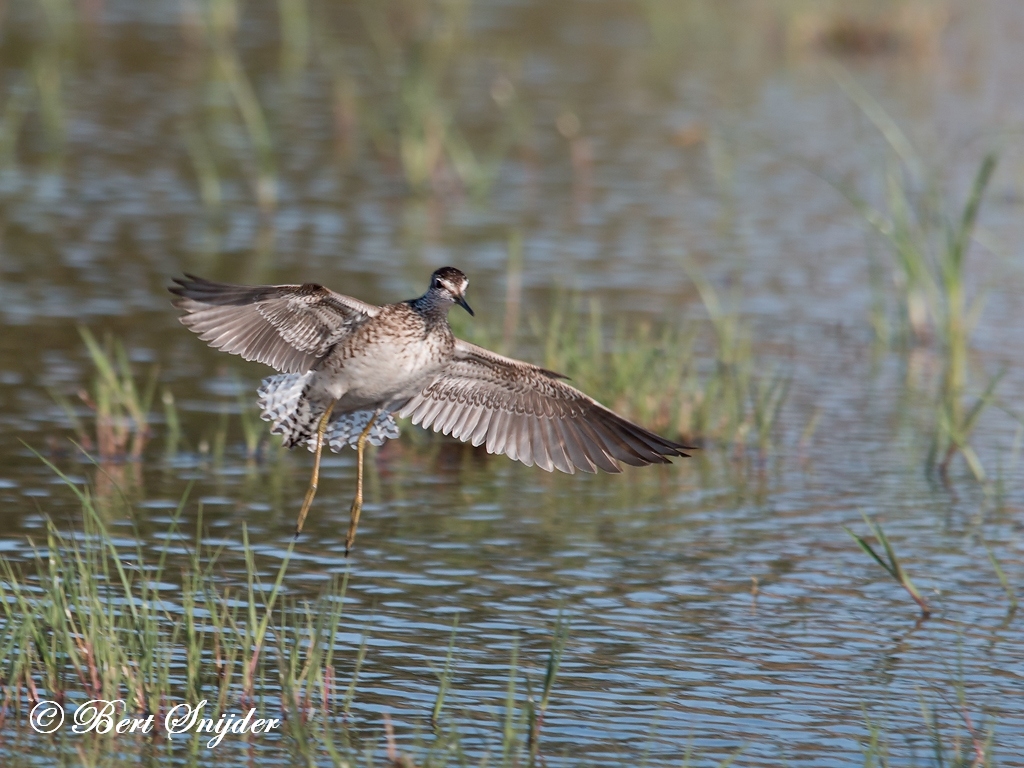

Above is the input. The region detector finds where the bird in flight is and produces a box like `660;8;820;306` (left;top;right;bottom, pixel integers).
170;268;690;553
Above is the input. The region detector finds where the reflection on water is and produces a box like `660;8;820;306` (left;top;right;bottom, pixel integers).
2;0;1024;765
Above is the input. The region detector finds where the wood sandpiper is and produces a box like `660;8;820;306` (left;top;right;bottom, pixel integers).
170;267;691;553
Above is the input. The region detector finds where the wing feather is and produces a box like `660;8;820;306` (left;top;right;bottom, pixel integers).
510;416;528;465
469;409;491;447
574;419;623;473
170;274;379;373
530;417;554;472
555;419;592;474
541;418;570;474
524;416;539;469
400;338;692;474
420;398;448;431
488;410;512;458
439;401;462;436
435;402;455;435
503;418;519;463
590;420;649;466
450;403;478;441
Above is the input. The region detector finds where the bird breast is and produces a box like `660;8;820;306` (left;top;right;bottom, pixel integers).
319;324;454;408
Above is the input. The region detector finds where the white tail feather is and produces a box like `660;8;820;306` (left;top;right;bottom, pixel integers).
315;410;400;452
257;374;400;451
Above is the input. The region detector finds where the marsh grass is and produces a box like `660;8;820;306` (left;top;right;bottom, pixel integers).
237;389;267;459
687;270;791;453
30;0;76;176
525;611;568;762
276;0;311;81
160;389;181;460
835;69;1001;482
53;330;290;471
192;0;278;213
358;0;521;197
0;82;31;170
985;545;1018;615
0;0;80;183
861;701;995;768
845;513;931;618
0;460;576;766
48;329;157;462
0;451;300;720
181;126;223;213
11;0;522;205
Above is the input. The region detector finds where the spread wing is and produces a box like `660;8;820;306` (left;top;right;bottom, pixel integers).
169;274;379;373
400;339;692;474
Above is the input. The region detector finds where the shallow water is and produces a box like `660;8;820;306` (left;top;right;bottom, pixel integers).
2;0;1024;765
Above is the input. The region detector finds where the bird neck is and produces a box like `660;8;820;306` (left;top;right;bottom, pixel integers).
409;291;453;323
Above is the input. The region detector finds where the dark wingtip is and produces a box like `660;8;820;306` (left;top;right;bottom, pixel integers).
540;367;570;381
668;442;697;458
168;273;204;299
654;431;698;458
670;438;699;457
168;275;186;297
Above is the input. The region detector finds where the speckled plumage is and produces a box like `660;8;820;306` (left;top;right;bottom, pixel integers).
170;268;691;473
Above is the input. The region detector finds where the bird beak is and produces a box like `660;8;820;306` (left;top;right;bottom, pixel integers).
457;295;474;316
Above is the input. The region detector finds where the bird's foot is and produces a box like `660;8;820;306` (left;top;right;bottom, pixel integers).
344;497;362;557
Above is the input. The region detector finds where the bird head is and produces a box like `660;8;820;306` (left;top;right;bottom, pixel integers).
429;267;473;316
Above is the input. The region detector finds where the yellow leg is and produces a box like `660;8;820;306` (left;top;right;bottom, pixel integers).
345;409;381;556
294;401;336;537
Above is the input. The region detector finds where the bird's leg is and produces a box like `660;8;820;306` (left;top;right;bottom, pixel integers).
345;408;382;556
295;401;336;537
